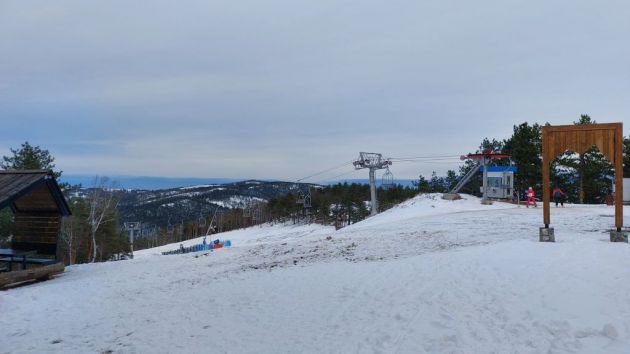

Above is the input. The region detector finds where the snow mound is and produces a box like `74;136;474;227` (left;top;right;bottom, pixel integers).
134;222;334;258
343;193;515;230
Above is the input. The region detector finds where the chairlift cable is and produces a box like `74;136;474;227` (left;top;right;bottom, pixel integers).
390;157;462;162
295;159;356;183
292;154;463;184
387;154;461;161
392;159;464;164
325;168;362;182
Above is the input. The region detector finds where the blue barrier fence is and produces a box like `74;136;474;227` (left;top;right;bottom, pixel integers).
161;239;232;255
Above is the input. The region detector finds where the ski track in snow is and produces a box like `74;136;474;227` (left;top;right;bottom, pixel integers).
1;194;629;354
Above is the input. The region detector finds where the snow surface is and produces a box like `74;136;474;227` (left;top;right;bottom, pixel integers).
179;185;220;190
2;194;630;354
206;196;267;209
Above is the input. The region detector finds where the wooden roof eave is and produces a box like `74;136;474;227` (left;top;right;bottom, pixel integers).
0;176;47;212
46;177;72;216
0;171;72;216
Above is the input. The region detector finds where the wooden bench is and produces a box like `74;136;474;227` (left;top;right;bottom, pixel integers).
0;248;37;271
0;257;57;266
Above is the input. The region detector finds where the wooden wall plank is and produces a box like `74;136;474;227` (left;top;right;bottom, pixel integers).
13;184;58;212
11;214;61;246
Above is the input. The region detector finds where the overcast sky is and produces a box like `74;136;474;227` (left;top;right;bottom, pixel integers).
1;0;629;182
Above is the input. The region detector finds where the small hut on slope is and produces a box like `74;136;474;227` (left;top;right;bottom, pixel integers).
0;170;70;287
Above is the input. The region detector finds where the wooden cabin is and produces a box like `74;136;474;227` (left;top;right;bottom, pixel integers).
0;170;70;287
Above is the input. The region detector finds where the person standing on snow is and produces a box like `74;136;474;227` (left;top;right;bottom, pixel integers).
512;189;520;206
552;186;566;207
526;187;537;208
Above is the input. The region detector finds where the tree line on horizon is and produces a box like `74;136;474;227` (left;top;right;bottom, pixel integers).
265;183;418;226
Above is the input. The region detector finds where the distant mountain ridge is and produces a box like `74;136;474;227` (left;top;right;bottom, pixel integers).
116;180;315;227
62;175;417;190
61;175;241;190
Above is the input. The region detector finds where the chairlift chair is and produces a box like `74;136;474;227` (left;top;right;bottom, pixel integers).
303;193;312;208
296;192;306;205
297;189;312;208
382;167;394;190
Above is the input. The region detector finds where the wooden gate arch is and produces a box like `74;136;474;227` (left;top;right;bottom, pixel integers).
541;123;624;232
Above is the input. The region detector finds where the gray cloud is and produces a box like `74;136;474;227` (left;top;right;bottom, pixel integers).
1;0;629;181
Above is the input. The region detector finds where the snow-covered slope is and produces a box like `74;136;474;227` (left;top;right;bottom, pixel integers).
2;194;629;354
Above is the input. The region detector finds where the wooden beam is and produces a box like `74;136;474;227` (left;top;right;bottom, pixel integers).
542;127;551;227
544;123;622;132
615;123;624;231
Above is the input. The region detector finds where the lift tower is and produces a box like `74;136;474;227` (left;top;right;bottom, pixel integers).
296;186;312;221
353;152;392;216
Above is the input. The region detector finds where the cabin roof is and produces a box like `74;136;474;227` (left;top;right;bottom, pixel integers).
0;170;71;216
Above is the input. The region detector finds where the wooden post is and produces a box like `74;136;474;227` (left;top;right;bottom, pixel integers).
542;126;550;227
615;123;624;231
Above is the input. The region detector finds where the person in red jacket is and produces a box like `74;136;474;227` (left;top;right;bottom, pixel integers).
526;187;537;208
552;186;565;207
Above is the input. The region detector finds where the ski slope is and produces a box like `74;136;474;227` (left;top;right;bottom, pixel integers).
1;194;629;354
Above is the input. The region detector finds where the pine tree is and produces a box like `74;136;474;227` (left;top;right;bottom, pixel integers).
445;170;458;191
415;175;430;193
575;115;593;202
1;141;62;178
478;138;505;154
429;171;445;193
502;122;542;193
555;115;612;203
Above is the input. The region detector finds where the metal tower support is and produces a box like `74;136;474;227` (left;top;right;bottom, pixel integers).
481;156;489;203
369;168;377;214
447;161;481;194
353;152;392;216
